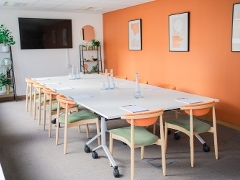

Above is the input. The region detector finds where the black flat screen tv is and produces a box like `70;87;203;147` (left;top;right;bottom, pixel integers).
18;17;73;49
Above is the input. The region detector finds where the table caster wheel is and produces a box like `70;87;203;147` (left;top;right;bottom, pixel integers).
168;129;171;135
174;133;180;140
84;145;91;153
113;166;120;178
203;143;210;152
92;151;98;159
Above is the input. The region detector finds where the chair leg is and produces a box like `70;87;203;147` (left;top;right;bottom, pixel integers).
153;123;156;135
190;134;194;167
26;85;29;112
33;92;37;120
38;100;42;125
85;124;89;138
164;124;168;153
78;125;81;132
64;125;68;155
109;133;113;167
29;88;32;115
141;146;144;159
213;131;218;159
48;114;52;137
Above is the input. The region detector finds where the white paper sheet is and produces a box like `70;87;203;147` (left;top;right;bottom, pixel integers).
175;98;202;104
119;105;148;113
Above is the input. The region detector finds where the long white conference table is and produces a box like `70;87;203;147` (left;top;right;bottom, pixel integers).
34;74;218;177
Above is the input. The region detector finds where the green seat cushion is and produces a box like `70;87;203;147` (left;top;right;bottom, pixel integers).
109;126;158;146
36;98;56;103
48;103;78;111
59;109;98;123
165;115;211;133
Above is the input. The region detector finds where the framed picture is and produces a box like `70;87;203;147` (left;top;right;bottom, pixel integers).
129;19;142;50
169;12;189;52
231;3;240;52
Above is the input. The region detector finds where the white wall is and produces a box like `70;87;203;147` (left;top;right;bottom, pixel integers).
0;10;103;96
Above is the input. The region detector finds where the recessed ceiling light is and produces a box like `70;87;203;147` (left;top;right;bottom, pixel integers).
3;2;31;7
76;7;103;11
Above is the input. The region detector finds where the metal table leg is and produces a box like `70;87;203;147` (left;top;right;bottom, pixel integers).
85;117;120;178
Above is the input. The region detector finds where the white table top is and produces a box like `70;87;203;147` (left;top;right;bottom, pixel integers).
34;74;218;119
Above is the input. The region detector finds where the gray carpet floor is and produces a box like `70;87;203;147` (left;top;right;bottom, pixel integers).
0;100;240;180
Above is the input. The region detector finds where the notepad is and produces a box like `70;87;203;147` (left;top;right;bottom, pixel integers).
175;98;202;104
53;87;73;91
120;105;148;113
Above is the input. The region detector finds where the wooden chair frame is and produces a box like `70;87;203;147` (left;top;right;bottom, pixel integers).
109;109;166;179
55;96;100;154
165;100;218;167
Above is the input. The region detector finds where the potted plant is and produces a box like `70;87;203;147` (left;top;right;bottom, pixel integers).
91;39;100;50
0;24;16;52
0;72;11;94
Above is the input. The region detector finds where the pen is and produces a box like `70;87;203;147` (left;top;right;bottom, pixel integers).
122;104;132;107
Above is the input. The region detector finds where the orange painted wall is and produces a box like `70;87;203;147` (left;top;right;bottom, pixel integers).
103;0;240;126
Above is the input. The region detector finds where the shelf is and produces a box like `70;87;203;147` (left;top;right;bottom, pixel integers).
79;45;103;74
0;92;15;97
0;46;17;101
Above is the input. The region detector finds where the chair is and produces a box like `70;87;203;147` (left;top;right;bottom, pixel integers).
32;82;46;124
139;79;148;84
156;83;176;90
109;109;166;179
164;100;218;167
114;75;127;80
42;88;79;137
25;78;35;114
55;95;100;154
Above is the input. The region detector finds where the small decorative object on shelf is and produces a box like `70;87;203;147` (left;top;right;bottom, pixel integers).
133;72;141;99
2;58;11;66
0;24;15;52
91;39;100;50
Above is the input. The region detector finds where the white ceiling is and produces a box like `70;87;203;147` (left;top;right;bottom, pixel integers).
0;0;155;14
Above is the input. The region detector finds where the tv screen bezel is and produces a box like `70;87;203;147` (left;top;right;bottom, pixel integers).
18;17;73;50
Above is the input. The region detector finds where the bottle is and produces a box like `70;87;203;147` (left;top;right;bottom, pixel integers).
133;73;141;99
109;69;115;89
104;69;110;89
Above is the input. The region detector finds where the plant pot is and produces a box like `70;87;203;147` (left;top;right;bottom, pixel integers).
2;45;9;52
6;84;10;94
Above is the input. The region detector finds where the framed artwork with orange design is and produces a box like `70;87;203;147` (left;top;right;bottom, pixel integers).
169;12;189;52
129;19;142;50
231;3;240;52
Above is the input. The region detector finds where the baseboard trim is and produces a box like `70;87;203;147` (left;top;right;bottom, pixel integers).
201;115;240;131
